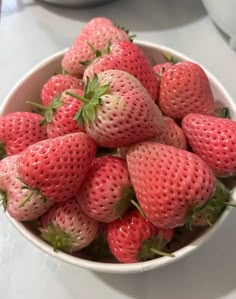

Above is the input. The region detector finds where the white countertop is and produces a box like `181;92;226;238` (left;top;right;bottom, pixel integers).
1;1;236;298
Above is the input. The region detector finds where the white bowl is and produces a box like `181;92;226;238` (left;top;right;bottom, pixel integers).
1;40;236;273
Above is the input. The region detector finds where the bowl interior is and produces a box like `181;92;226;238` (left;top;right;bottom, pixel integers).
1;40;236;273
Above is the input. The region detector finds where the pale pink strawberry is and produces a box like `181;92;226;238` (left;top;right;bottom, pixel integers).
126;142;216;228
61;17;130;77
83;40;158;101
158;62;215;119
182;113;236;177
67;70;164;148
0;155;18;191
76;156;133;223
28;89;85;138
107;209;174;263
150;116;187;150
41;74;83;106
17;132;97;203
40;198;99;252
1;157;53;221
0;112;48;159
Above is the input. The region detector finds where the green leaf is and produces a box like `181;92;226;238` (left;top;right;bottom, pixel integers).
84;103;97;124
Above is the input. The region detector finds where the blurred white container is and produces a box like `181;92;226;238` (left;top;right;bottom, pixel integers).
40;0;114;7
202;0;236;49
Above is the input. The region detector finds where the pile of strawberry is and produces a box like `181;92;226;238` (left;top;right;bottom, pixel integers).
0;17;236;264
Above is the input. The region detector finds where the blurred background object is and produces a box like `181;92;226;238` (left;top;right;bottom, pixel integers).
38;0;115;8
201;0;236;50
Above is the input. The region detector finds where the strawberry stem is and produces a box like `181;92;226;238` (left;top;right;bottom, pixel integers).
223;201;236;208
26;94;64;125
138;235;174;261
17;177;47;207
65;91;90;104
19;190;35;208
150;247;175;258
130;200;146;218
26;101;49;111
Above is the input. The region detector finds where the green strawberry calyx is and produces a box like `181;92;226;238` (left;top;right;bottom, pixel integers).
80;41;112;66
66;74;110;125
17;177;47;208
0;142;6;160
40;223;75;252
113;185;135;219
185;179;235;229
26;94;64;125
0;189;7;211
138;233;175;261
162;52;178;64
216;106;231;119
114;23;136;42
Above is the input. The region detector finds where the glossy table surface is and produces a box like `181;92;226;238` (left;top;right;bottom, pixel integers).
1;1;236;298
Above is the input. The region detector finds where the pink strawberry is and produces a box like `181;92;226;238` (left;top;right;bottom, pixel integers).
83;40;158;101
0;155;53;221
41;74;83;106
0;112;48;159
107;209;174;263
158;62;215;119
40;198;99;252
61;17;130;77
150;116;187;150
182;113;236;177
76;156;133;223
67;70;164;148
126;142;216;228
17;132;97;203
28;88;85;138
